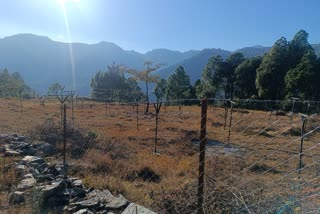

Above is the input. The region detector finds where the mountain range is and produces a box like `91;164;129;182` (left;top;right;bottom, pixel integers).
0;34;319;95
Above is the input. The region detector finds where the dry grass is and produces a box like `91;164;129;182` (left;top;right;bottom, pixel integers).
0;98;319;213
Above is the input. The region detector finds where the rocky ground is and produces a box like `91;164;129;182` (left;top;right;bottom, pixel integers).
0;133;156;214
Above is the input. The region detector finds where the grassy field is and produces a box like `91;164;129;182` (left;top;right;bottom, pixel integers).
0;98;319;213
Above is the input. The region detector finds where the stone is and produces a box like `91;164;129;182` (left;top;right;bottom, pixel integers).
69;198;101;211
17;136;27;141
41;180;68;200
74;209;94;214
39;180;69;211
38;143;55;156
121;203;157;214
9;191;25;205
68;188;86;198
35;174;55;183
21;156;45;166
36;162;49;173
72;179;83;188
17;174;36;190
0;134;9;139
88;190;128;209
4;150;21;157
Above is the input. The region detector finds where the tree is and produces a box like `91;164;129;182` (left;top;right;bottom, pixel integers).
0;69;34;99
285;50;320;100
235;56;262;98
288;30;314;69
127;61;163;113
153;79;166;101
48;83;65;95
91;63;141;102
201;55;224;98
166;65;192;101
201;53;245;99
194;79;204;99
256;37;289;100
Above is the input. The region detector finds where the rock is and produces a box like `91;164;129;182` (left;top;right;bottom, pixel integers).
15;164;26;171
68;188;86;198
4;150;21;157
36;162;49;173
0;134;9;139
17;136;27;141
72;179;83;188
88;190;128;209
69;198;101;211
17;174;36;190
41;180;67;199
74;209;94;214
35;174;55;183
38;143;55;156
9;191;25;205
121;203;157;214
39;180;69;211
21;156;45;166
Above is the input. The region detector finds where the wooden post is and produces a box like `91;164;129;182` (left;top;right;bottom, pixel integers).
298;114;307;178
153;102;162;154
228;101;234;142
197;99;207;214
136;103;139;130
224;101;228;130
63;103;67;167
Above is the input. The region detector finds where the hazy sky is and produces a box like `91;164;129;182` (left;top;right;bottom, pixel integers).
1;0;319;53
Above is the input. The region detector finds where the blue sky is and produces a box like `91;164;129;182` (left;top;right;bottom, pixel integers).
0;0;319;53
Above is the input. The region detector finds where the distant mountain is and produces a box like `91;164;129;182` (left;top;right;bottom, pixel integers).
156;48;231;83
312;44;320;56
235;45;271;58
0;34;319;95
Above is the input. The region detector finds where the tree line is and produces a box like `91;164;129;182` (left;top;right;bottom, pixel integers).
0;68;35;99
153;29;320;102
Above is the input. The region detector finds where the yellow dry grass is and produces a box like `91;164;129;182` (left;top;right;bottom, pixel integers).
0;98;319;213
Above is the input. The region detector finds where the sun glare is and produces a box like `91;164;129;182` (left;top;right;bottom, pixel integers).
57;0;80;6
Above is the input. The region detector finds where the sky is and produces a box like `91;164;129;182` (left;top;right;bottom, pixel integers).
0;0;319;53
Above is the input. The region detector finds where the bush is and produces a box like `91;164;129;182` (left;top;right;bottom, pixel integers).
31;118;97;158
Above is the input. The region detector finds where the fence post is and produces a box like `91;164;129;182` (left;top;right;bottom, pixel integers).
298;114;307;178
153;102;162;154
63;103;67;167
224;101;228;130
136;103;139;130
228;101;234;142
197;99;207;214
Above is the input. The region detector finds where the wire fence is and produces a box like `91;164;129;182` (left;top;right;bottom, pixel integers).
0;97;320;213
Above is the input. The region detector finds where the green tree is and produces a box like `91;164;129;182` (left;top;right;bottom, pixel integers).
285;50;320;100
153;79;167;101
166;65;192;101
0;69;34;98
91;63;141;102
288;30;314;69
235;56;262;98
256;37;289;100
48;83;65;95
127;61;163;113
201;55;224;98
202;53;244;99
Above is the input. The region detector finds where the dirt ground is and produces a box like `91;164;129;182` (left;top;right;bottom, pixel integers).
0;98;319;213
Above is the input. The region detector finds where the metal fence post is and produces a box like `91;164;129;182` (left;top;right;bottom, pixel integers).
197;99;207;214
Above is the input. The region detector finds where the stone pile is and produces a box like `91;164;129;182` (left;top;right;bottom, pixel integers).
0;133;156;214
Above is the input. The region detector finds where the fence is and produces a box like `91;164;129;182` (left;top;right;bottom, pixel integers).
0;97;320;213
